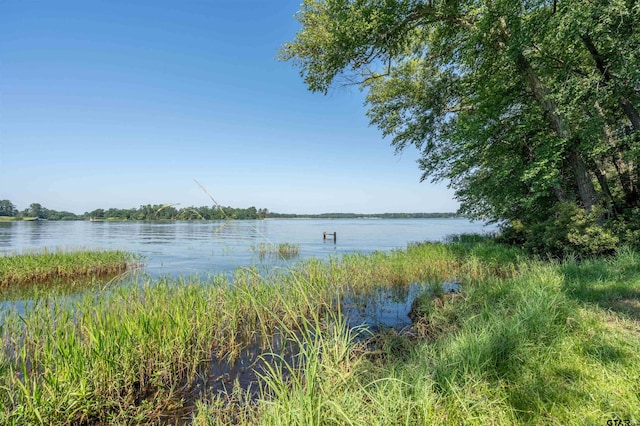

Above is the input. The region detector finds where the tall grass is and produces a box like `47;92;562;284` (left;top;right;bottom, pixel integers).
253;242;300;259
0;249;137;288
2;238;640;424
0;242;461;424
0;239;471;425
194;240;640;426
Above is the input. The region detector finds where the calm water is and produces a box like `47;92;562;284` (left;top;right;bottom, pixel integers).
0;218;495;278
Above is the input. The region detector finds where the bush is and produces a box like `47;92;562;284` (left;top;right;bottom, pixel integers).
499;202;619;258
608;207;640;249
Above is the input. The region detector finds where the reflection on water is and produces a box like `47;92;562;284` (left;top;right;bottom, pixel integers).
0;222;15;248
26;221;47;244
138;222;178;244
341;280;463;332
342;282;425;331
0;270;143;317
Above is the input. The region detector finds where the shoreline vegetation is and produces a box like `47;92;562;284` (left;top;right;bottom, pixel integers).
0;199;460;222
0;249;138;288
1;236;638;424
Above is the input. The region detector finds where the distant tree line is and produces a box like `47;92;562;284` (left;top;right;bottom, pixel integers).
85;205;270;221
267;212;460;219
0;199;457;221
0;200;269;221
0;201;79;221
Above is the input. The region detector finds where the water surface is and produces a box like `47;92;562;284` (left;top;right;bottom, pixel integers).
0;218;495;278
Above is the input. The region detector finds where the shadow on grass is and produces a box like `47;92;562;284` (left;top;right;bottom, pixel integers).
415;251;640;423
560;254;640;323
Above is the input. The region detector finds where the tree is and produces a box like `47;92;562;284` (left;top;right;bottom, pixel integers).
88;208;105;219
28;203;47;219
281;0;640;254
0;200;17;217
47;210;80;220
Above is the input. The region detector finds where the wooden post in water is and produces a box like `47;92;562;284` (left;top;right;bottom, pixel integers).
323;232;337;243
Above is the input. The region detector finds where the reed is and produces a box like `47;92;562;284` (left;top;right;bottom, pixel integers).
2;239;639;425
195;242;640;425
0;249;137;288
0;243;458;424
254;242;300;259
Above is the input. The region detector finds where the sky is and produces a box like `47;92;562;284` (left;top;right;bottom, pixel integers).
0;0;458;215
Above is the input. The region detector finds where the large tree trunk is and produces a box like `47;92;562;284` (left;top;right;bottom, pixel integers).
581;33;640;207
581;34;640;131
589;158;617;217
594;100;639;207
515;52;599;210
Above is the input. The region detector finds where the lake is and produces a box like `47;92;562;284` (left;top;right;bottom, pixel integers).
0;218;496;278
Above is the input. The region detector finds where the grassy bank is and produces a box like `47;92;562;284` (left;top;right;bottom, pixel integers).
0;217;40;221
1;239;639;424
0;249;137;288
196;240;640;425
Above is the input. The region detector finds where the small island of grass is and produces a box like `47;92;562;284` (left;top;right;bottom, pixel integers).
0;249;138;288
254;242;301;259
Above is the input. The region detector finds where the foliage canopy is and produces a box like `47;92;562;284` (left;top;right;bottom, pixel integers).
282;0;640;255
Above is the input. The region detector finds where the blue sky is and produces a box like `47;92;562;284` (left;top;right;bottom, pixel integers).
0;0;457;215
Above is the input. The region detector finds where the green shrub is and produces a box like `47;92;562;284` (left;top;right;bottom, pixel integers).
608;207;640;249
500;203;619;258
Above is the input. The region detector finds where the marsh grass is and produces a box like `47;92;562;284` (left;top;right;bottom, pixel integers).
2;238;640;425
253;242;300;259
0;242;459;424
197;240;640;425
0;249;138;288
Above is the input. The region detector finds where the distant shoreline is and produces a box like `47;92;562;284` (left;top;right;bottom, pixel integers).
0;199;461;221
85;214;462;220
3;215;463;222
2;215;463;222
264;212;461;219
